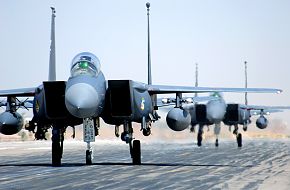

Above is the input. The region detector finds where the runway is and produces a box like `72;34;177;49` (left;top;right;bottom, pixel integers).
0;139;290;190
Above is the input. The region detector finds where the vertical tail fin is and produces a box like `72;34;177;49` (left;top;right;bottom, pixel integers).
48;7;56;81
146;2;152;85
244;61;248;105
146;3;158;115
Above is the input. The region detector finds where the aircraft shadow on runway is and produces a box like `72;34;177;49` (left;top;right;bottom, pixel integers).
0;162;254;168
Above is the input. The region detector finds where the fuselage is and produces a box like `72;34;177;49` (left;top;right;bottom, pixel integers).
64;52;106;119
206;98;227;123
65;73;106;118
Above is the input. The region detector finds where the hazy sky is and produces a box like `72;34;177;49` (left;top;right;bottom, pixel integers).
0;0;290;123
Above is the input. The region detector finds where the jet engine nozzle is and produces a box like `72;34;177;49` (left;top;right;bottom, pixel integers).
166;108;191;131
256;115;268;129
0;111;23;135
65;83;100;118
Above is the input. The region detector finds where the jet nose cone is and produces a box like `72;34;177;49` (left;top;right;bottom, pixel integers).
65;83;99;118
206;101;226;122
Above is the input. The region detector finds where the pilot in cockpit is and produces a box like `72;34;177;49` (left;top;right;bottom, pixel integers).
70;52;101;77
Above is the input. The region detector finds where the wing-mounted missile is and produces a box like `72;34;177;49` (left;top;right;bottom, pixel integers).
161;97;193;105
159;95;219;106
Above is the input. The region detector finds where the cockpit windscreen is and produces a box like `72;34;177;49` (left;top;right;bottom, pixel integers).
70;52;101;77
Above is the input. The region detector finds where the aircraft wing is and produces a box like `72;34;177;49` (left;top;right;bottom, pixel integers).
0;87;36;97
148;85;282;94
250;109;286;115
240;105;290;115
240;105;290;110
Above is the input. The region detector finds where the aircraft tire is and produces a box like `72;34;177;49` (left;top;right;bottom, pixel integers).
52;141;61;167
197;133;202;147
86;150;93;165
215;139;219;147
132;140;141;165
237;133;242;147
142;128;151;136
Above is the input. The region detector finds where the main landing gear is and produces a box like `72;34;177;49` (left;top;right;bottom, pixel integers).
233;125;242;148
197;125;204;147
121;121;141;165
51;126;64;167
130;140;141;165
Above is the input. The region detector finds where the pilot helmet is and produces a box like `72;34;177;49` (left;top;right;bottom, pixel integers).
70;52;101;77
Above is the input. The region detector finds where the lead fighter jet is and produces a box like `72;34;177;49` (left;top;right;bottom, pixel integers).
0;5;283;166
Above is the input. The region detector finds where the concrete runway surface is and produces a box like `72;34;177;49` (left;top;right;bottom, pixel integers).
0;139;290;190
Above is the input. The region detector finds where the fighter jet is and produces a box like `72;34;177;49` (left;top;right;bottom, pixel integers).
161;61;290;148
222;61;290;147
0;5;283;166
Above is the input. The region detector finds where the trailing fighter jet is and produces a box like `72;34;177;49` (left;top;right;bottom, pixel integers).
222;61;290;147
162;61;290;148
0;5;283;166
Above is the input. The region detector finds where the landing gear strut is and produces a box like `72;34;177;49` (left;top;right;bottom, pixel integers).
141;117;151;137
121;121;141;165
197;125;204;147
233;125;242;147
51;127;64;167
214;123;221;147
83;118;96;165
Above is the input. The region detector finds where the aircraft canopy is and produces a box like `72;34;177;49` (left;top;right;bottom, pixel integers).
70;52;101;77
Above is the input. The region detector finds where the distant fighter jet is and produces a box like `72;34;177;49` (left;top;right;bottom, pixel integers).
161;62;290;148
0;5;283;166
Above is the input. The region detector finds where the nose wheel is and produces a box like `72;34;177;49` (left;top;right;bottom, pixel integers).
215;139;219;147
86;149;93;165
83;118;97;165
214;123;221;147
